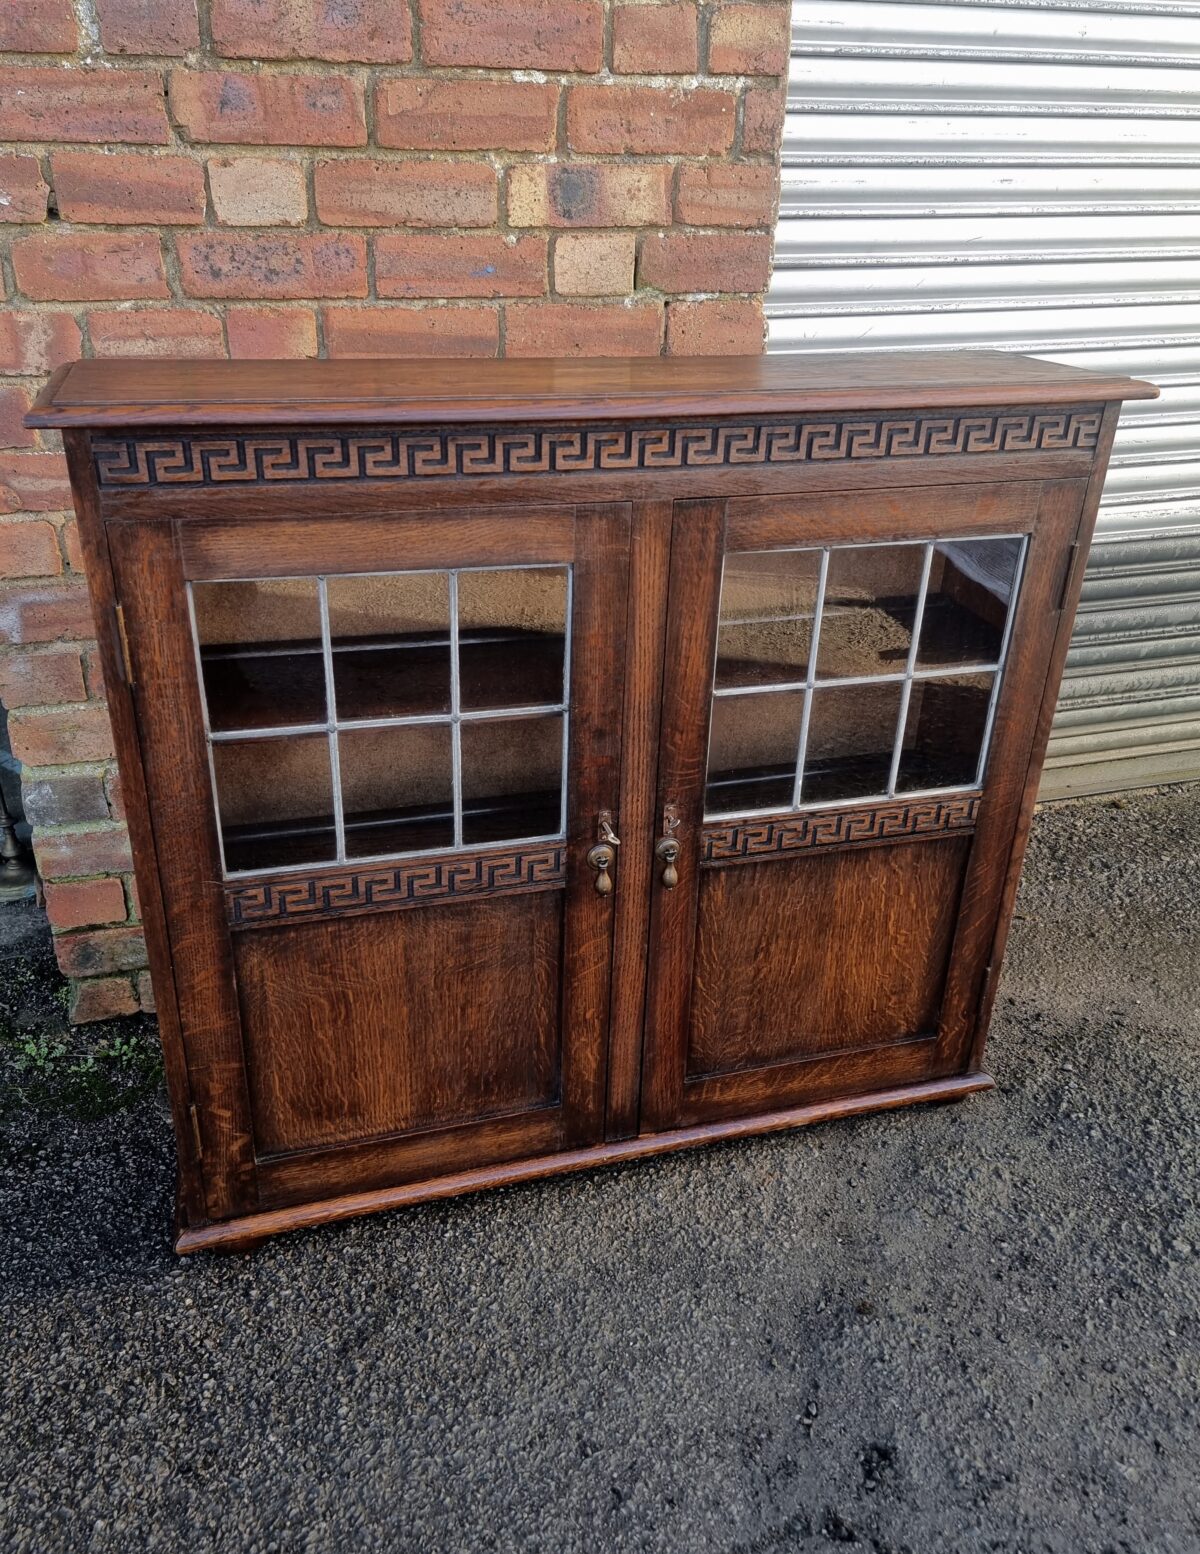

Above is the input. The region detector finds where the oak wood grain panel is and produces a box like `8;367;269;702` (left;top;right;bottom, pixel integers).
687;838;971;1078
235;894;562;1156
61;434;207;1228
605;499;673;1139
726;480;1040;550
106;518;259;1220
183;1072;994;1251
28;352;1155;428
99;446;1097;523
179;507;575;580
970;413;1122;1068
639;499;727;1133
558;503;630;1147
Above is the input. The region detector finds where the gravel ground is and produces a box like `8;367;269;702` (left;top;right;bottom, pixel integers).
1;785;1197;1554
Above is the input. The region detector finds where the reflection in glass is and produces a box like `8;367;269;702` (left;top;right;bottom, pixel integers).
211;734;335;873
896;674;994;792
705;692;804;815
327;571;451;720
802;682;903;805
715;549;821;690
193;579;324;732
917;539;1020;669
457;567;568;710
816;544;925;680
460;715;564;846
339;723;454;858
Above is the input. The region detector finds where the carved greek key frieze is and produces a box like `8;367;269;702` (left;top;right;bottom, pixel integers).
226;844;565;927
701;796;981;864
94;409;1103;487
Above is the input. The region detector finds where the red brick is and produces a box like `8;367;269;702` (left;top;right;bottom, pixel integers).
613;3;699;72
553;233;635;297
314;160;497;228
568;86;734;156
0;648;85;708
505;300;664;358
209;156;307;225
88;308;226;359
0;155;50;224
0;520;62;576
0;313;82;376
708;3;790;74
22;772;109;827
9;703;115;766
35;826;133;880
136;970;156;1014
12;233;168;303
227;306;318;359
96;0;200;54
170;70;366;147
104;768;124;821
323;305;498;359
44;877;128;932
62;520;84;573
54;925;148;978
375;78;558;154
507;163;672;229
0;583;94;645
676;163;776;226
177;232;367;300
69;976;139;1024
0;0;77;53
83;646;106;698
0;387;37;450
666;297;765;354
742;85;787;152
421;0;602;70
638;231;773;292
375;235;546;299
212;0;411;62
51;152;206;226
0;70;170;145
0;453;73;514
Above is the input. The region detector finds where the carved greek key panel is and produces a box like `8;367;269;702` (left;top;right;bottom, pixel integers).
701;795;981;865
94;409;1103;487
226;844;565;927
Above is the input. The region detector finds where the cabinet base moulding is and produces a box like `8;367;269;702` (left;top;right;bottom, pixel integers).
174;1072;994;1254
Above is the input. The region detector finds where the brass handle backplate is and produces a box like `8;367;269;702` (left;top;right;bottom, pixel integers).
587;812;620;896
656;803;681;889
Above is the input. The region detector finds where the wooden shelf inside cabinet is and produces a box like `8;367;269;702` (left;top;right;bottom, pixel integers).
28;352;1155;1253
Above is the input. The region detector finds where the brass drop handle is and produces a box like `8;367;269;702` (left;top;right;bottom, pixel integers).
655;804;681;890
587;814;620;897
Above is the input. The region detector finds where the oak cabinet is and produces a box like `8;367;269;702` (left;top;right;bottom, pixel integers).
29;352;1154;1252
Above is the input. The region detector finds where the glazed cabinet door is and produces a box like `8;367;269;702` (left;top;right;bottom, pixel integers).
640;481;1084;1131
107;502;628;1219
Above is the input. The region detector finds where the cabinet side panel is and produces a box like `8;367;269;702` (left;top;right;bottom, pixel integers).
689;838;970;1076
61;434;207;1226
234;893;563;1156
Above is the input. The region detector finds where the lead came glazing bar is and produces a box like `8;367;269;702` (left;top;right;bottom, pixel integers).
448;569;464;852
791;545;830;810
886;542;934;798
706;533;1026;822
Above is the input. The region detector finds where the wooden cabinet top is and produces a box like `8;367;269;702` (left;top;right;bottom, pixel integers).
29;351;1157;430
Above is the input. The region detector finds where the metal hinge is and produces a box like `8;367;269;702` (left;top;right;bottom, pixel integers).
114;603;134;687
189;1104;203;1161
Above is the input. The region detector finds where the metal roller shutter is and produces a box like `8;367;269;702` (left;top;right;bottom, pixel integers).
767;0;1200;797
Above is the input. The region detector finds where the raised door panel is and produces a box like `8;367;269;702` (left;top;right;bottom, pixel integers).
108;501;628;1219
641;480;1085;1131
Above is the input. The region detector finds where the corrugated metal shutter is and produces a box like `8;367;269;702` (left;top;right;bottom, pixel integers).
766;0;1200;797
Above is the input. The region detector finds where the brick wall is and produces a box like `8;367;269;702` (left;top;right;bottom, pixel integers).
0;0;789;1021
